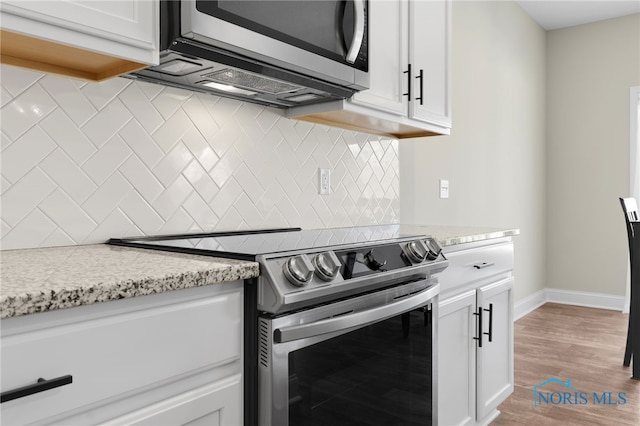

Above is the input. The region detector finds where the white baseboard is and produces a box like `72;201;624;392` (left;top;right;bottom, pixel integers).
515;288;626;320
545;288;626;311
514;289;547;320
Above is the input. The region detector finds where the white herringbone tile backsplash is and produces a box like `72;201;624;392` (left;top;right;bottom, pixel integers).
0;65;399;250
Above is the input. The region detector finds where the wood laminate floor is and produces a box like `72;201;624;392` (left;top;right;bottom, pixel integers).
492;303;640;425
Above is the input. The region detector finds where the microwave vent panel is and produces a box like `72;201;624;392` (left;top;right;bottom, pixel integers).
203;68;302;95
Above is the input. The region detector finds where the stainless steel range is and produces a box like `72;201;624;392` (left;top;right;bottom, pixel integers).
110;225;447;426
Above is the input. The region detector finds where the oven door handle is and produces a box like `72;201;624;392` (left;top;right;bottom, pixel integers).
274;283;439;344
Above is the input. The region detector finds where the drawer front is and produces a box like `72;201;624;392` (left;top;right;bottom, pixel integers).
1;288;242;424
439;242;514;295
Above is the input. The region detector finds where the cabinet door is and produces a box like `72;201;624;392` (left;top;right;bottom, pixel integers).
438;290;476;426
1;0;158;64
1;285;242;425
408;0;451;127
476;277;514;423
350;0;408;116
102;375;242;426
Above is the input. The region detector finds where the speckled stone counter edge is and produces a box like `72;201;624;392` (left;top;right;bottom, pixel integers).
0;245;259;320
436;229;520;247
398;225;520;247
0;264;258;319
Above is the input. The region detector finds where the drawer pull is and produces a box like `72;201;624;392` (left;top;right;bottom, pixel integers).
473;262;495;270
1;375;72;403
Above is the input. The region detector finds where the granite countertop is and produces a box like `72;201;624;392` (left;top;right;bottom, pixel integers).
0;244;259;320
399;224;520;247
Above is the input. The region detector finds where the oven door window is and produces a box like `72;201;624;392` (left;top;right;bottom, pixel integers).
288;307;433;425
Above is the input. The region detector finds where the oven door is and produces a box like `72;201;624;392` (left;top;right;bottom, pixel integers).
181;0;369;90
259;279;439;426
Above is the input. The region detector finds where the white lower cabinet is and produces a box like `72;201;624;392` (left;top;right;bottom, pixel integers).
438;239;514;426
0;282;243;426
102;374;242;426
439;289;477;426
475;278;514;423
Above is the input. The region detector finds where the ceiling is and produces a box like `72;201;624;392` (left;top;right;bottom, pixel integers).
517;1;640;30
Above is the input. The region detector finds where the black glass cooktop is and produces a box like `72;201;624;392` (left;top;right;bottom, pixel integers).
109;225;424;260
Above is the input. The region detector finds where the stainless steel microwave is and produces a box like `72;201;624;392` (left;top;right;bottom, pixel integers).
127;0;369;108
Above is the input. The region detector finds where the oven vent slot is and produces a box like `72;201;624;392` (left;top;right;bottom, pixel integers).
259;318;271;368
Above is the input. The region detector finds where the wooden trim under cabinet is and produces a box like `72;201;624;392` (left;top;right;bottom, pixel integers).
0;30;147;81
287;99;450;139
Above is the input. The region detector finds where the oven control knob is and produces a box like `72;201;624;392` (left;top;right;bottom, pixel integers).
364;249;387;271
283;255;314;287
424;238;443;260
313;251;341;281
404;240;428;263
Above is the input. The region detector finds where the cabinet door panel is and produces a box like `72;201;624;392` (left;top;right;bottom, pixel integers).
350;0;408;116
438;290;476;426
1;0;158;65
102;375;242;426
0;290;242;425
409;0;451;127
476;277;514;422
2;0;155;48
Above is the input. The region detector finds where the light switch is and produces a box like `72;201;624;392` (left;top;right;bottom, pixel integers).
439;179;449;199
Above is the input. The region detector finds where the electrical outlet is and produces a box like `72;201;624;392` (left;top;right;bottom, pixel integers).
439;179;449;199
319;168;331;194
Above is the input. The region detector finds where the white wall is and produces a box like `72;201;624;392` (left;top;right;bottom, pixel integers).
0;65;399;250
546;14;640;296
400;0;547;302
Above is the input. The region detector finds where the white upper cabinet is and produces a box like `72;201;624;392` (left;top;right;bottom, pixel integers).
287;0;451;139
408;0;451;128
0;0;158;81
350;0;409;117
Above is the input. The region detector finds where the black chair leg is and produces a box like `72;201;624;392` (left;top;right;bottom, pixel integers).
632;307;640;379
632;281;640;379
630;222;640;379
624;310;633;367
